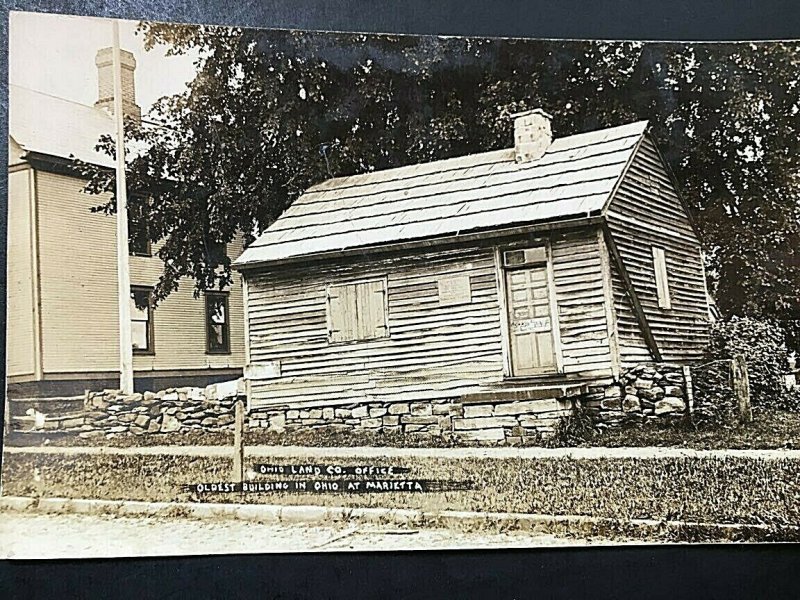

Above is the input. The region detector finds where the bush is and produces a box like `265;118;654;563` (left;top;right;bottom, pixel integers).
550;406;597;447
783;387;800;411
706;316;790;408
690;360;738;427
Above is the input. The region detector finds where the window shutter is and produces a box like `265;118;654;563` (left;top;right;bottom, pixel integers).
357;279;387;339
327;284;356;342
652;247;672;309
327;280;387;342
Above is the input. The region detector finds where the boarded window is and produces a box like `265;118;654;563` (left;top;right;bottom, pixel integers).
438;275;472;306
652;247;672;309
130;286;154;354
326;280;388;342
205;292;230;354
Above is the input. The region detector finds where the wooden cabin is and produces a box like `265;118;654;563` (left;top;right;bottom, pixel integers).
234;110;711;423
6;53;246;399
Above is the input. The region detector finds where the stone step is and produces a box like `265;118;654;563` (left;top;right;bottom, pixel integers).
460;383;588;405
11;410;86;432
8;395;86;417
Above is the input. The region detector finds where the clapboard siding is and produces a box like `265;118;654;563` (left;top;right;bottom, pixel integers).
551;230;613;376
36;171;119;373
130;236;247;373
33;170;246;377
6;168;37;378
246;229;613;409
606;136;710;365
247;247;504;397
247;252;503;406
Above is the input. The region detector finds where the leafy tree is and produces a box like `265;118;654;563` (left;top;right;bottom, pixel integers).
82;26;800;353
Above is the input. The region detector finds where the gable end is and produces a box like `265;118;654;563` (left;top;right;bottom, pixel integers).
603;135;710;365
605;135;699;244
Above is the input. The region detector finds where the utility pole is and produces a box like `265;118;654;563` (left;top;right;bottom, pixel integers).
112;20;134;394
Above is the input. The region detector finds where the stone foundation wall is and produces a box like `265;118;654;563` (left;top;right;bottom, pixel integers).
248;363;691;441
581;363;690;425
249;396;573;445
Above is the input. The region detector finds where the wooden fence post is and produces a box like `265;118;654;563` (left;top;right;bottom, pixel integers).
232;398;245;485
731;354;752;423
3;394;10;436
682;365;694;414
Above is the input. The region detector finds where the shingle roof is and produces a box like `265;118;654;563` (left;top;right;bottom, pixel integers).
236;119;649;267
8;84;115;169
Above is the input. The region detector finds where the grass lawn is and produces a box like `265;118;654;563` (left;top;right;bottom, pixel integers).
4;408;800;542
587;408;800;450
4;407;800;450
3;446;800;542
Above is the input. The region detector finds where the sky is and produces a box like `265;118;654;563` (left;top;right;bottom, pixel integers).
9;11;200;114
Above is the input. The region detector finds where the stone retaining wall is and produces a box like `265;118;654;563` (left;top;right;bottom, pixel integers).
581;363;690;425
22;380;246;438
18;362;694;443
80;384;244;439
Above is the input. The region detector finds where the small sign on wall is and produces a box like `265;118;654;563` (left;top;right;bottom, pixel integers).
244;361;281;380
438;275;472;306
512;317;551;333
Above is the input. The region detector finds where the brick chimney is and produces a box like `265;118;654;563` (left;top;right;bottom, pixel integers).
94;47;141;121
512;109;552;163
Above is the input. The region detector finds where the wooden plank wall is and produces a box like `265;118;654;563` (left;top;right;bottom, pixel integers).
550;230;615;379
247;246;504;408
606;136;710;366
246;230;613;410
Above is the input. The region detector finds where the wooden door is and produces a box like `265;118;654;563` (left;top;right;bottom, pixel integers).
505;266;556;375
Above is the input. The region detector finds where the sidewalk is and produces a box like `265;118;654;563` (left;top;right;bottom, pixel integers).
0;509;589;559
2;494;797;547
4;443;800;460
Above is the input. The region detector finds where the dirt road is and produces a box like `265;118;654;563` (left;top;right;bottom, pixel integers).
0;511;603;559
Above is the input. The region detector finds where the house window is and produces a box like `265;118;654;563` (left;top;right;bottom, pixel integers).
204;236;227;265
130;286;154;354
205;292;231;354
326;279;388;343
128;198;151;256
652;247;672;309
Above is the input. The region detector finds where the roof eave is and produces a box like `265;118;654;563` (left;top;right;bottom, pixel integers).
233;214;605;273
22;151;114;177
